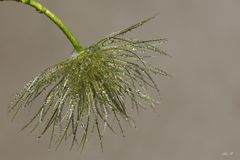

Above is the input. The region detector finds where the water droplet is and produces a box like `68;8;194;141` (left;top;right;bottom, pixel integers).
71;50;79;58
81;123;85;128
151;102;156;108
129;119;136;128
140;49;145;54
37;136;41;143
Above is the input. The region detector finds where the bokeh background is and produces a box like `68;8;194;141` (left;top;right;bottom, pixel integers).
1;0;240;160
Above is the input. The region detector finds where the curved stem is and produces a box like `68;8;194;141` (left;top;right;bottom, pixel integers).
5;0;84;52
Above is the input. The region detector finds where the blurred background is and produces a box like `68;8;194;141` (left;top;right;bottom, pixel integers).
1;0;240;159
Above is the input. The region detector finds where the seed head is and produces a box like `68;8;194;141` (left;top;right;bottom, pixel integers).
10;16;169;151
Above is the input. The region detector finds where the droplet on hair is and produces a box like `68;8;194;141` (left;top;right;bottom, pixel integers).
132;48;137;51
71;50;79;58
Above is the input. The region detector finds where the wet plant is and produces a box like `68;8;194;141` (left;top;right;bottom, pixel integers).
1;0;169;151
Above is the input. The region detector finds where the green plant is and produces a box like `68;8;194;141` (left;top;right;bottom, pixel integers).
1;0;168;151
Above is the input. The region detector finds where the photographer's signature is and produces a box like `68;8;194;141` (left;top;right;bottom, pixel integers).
222;152;234;156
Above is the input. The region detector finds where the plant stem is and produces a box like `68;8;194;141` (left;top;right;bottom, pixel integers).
18;0;83;53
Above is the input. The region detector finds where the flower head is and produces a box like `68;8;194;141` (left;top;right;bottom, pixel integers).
10;16;169;150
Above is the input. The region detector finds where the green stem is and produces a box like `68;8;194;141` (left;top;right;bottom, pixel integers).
18;0;83;53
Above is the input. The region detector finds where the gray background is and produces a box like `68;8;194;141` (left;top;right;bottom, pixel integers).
1;0;240;160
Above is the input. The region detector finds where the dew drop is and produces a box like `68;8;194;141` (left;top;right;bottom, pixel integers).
71;50;79;58
37;136;41;143
140;49;145;54
81;123;85;128
128;119;136;128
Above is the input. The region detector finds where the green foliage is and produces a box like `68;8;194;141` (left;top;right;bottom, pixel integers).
9;16;168;151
